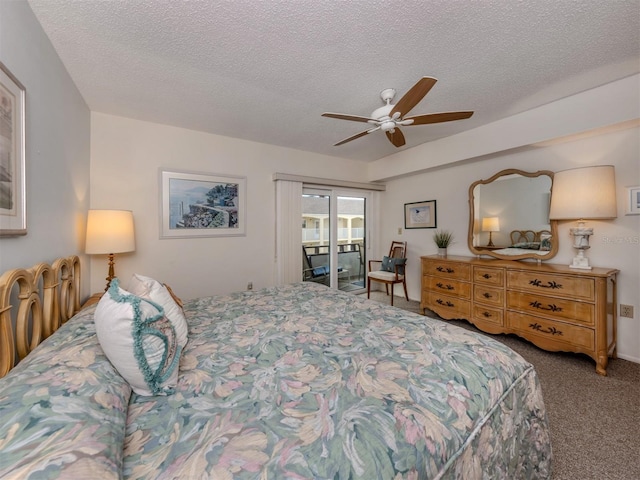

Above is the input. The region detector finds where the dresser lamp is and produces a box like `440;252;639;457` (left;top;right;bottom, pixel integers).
481;217;500;247
548;165;617;270
85;209;136;291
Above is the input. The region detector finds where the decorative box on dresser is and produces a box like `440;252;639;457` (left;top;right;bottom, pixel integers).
421;255;619;375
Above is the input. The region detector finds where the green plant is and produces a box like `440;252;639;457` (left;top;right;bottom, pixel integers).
433;230;454;248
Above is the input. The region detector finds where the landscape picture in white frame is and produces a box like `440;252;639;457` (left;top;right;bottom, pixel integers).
626;186;640;215
160;170;246;238
0;62;26;236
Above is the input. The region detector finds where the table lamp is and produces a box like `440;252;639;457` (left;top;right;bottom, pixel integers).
85;209;135;290
482;217;500;247
549;165;617;270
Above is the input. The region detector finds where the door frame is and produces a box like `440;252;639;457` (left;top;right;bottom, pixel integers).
302;187;373;292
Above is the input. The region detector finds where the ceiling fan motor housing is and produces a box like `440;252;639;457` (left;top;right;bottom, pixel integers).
370;104;394;123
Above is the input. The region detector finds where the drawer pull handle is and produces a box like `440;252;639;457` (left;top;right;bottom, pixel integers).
482;292;493;299
482;311;492;318
436;298;455;307
529;279;563;290
482;273;492;279
529;301;563;312
436;266;455;273
436;282;454;290
529;322;563;336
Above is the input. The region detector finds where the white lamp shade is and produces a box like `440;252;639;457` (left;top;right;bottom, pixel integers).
549;165;617;220
86;209;135;254
481;217;500;232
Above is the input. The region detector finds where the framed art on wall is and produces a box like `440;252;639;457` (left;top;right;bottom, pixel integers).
160;169;246;238
626;186;640;215
405;200;437;229
0;62;27;236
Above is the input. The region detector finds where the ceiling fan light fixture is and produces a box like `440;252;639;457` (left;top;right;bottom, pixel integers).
380;120;396;131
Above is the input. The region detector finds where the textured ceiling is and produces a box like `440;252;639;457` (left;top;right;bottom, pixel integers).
28;0;640;162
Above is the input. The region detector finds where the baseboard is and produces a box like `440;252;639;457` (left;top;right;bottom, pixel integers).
616;353;640;364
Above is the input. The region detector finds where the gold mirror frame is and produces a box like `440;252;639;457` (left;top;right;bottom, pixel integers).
468;169;558;261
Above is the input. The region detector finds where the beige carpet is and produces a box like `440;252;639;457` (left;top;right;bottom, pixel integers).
363;291;640;480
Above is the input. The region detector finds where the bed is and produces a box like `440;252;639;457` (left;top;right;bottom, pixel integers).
0;256;552;479
492;229;553;257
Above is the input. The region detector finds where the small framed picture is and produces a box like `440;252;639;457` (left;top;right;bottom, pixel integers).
405;200;437;229
160;169;246;238
626;186;640;215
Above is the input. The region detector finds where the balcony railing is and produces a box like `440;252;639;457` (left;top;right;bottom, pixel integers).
302;228;364;243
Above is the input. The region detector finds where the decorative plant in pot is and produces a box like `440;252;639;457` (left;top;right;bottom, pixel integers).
433;230;454;256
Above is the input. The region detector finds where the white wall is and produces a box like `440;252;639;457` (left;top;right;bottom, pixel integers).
0;1;90;292
379;126;640;362
89;113;372;299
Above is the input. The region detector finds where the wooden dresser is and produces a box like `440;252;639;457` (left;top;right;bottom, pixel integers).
420;255;619;375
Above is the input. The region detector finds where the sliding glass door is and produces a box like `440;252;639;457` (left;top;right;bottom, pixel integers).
302;188;368;292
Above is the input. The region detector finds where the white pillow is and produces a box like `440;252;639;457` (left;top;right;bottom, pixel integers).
128;273;188;349
94;278;182;396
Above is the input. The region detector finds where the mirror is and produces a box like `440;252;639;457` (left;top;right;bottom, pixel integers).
468;169;558;261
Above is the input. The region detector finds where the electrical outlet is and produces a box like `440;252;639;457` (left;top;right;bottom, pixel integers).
620;304;634;318
247;282;253;291
398;227;402;235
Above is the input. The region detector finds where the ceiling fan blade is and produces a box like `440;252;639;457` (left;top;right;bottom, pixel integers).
386;128;406;147
322;112;378;123
390;77;437;117
404;111;474;125
334;129;375;146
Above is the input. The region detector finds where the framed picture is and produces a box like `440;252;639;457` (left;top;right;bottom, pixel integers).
160;170;246;238
626;186;640;215
0;62;27;236
405;200;437;229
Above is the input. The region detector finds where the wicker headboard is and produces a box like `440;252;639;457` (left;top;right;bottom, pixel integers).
0;255;81;378
510;229;552;245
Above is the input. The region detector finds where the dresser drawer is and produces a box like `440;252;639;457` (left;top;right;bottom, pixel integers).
473;285;504;307
422;258;471;281
424;276;471;299
507;291;595;326
473;266;505;286
423;292;471;319
507;271;595;301
507;311;594;351
472;304;504;326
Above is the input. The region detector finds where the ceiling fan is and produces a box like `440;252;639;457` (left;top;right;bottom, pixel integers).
322;77;473;148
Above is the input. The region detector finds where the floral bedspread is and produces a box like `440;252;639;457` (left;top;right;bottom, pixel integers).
0;308;130;479
0;282;552;479
124;282;552;479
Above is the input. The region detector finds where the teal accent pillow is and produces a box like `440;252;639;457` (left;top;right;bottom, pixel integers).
94;278;182;396
540;235;552;251
381;256;406;275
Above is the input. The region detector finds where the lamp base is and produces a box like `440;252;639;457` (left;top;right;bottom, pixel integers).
569;256;592;270
568;224;594;270
486;231;495;247
104;253;116;291
570;226;593;249
569;249;592;270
